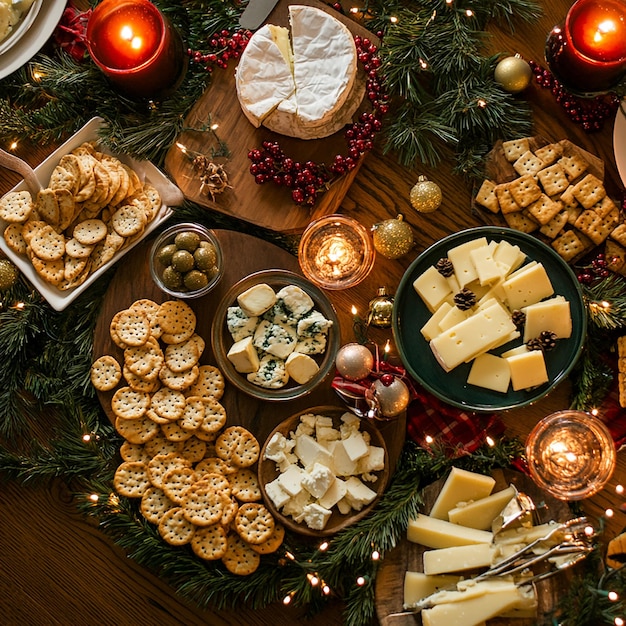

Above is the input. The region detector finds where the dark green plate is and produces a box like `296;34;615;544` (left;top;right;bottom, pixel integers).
392;227;587;412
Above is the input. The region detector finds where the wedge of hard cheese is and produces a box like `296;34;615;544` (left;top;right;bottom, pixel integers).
429;467;496;520
407;514;493;549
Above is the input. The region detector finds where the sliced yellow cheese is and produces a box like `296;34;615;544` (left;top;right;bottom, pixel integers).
466;353;511;393
438;305;469;333
447;485;517;530
494;520;560;546
502;262;554;310
408;514;493;549
413;265;453;312
469;242;502;286
521;296;572;343
447;237;488;288
403;571;462;608
421;583;532;626
429;301;516;372
492;240;524;276
429;467;496;519
421;302;453;341
506;349;548;391
423;543;496;575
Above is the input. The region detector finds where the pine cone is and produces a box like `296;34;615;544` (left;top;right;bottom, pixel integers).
511;309;526;332
526;338;543;351
435;257;454;277
454;288;476;311
539;330;558;351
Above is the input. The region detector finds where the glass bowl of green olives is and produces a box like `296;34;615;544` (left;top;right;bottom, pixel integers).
150;222;222;298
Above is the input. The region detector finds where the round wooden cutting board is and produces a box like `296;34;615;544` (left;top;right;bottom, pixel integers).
375;468;572;626
93;229;406;470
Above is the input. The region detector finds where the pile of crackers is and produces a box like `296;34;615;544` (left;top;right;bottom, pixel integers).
475;137;626;269
0;141;161;290
91;298;283;575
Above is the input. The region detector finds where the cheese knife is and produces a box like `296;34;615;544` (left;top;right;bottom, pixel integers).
239;0;280;30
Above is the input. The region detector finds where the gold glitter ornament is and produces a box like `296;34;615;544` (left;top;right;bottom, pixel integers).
0;258;18;290
409;175;442;213
367;287;394;328
494;55;532;93
371;215;414;259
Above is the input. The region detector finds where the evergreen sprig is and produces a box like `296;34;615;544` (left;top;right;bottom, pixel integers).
583;274;626;331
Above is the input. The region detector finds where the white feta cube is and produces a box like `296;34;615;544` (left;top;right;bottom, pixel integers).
301;462;335;499
318;476;347;510
302;503;333;530
265;477;292;509
344;476;377;511
277;464;306;497
342;431;369;462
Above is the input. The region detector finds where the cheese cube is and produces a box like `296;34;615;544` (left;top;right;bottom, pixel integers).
447;485;517;530
506;349;548;391
264;477;292;509
502;262;554;310
276;284;314;318
430;467;495;519
413;265;454;311
226;336;260;373
407;514;493;548
521;296;572;343
253;320;297;359
466;353;511;393
294;433;333;469
277;464;306;496
226;306;258;342
356;445;385;473
328;439;358;476
403;572;463;609
318;476;347;509
342;431;369;462
423;543;496;575
343;476;377;511
302;502;332;530
421;302;453;341
285;351;319;384
447;237;488;287
237;282;277;316
301;462;335;499
429;302;516;372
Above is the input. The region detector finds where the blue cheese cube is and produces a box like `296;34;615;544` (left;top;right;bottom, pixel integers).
246;354;288;388
294;332;327;355
253;320;297;359
276;284;314;318
297;310;333;337
262;300;293;325
226;306;258;342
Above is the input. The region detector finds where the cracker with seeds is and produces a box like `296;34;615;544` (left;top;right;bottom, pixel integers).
4;223;27;254
162;466;198;504
191;524;229;560
29;224;66;261
31;255;65;285
141;487;175;524
158;506;196;546
215;426;259;468
235;503;275;545
111;386;151;420
230;468;262;503
182;479;224;526
148;452;191;489
114;460;151;498
151;387;186;421
115;308;151;347
222;534;261;575
0;190;34;223
90;354;122;391
186;365;225;400
249;522;285;555
159;363;199;391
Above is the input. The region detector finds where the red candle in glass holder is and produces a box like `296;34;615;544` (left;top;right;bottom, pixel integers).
545;0;626;94
86;0;187;100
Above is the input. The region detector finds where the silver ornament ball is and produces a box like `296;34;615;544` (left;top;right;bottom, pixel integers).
335;343;374;381
371;377;410;417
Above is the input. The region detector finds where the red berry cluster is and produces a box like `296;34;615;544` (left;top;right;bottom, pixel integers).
577;252;611;285
529;61;620;132
188;29;251;71
248;35;389;206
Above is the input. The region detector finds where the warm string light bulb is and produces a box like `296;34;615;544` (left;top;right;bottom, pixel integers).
616;484;624;495
486;436;495;447
88;493;99;502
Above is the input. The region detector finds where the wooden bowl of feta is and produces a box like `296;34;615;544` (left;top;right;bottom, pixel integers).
211;269;340;401
258;405;390;536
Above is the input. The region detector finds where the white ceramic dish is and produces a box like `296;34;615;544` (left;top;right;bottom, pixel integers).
0;116;183;311
613;103;626;186
0;0;44;56
0;0;66;78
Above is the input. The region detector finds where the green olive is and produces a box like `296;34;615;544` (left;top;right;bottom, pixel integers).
171;249;195;273
184;270;209;291
174;231;201;252
155;243;178;266
205;265;219;281
162;266;184;290
194;246;216;270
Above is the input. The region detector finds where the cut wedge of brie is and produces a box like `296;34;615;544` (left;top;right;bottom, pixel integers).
235;5;364;139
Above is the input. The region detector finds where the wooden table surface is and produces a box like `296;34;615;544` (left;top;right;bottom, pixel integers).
1;1;625;624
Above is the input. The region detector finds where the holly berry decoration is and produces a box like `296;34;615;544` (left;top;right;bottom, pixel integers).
494;55;532;93
371;215;414;259
0;258;19;291
410;175;442;213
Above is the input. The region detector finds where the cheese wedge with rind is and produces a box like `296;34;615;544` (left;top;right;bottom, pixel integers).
407;514;493;549
429;467;495;520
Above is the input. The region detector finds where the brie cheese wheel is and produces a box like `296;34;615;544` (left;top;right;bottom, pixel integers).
235;5;363;139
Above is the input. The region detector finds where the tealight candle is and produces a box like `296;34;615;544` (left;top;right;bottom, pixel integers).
545;0;626;94
298;215;375;290
526;410;616;500
86;0;187;100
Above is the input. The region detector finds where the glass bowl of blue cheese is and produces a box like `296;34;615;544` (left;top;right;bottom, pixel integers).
211;269;340;401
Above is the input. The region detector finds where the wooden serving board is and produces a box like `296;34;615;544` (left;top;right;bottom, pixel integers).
93;230;406;476
375;469;572;626
164;0;378;235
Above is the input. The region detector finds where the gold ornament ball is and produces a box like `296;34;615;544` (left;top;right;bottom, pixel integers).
0;258;18;291
371;215;414;259
367;287;394;328
494;56;532;93
410;175;442;213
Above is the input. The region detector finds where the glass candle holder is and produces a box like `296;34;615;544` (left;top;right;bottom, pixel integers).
545;0;626;95
86;0;187;100
298;215;375;290
526;410;616;500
